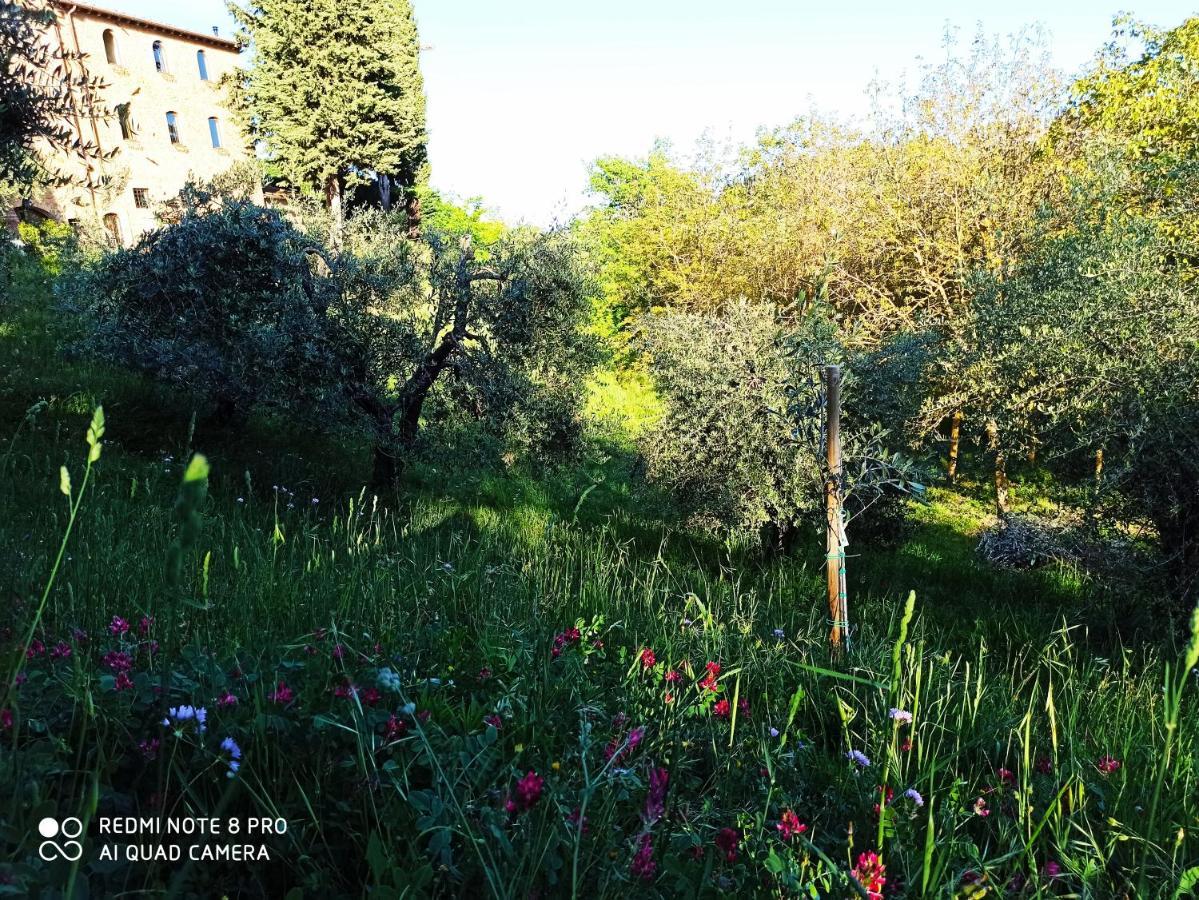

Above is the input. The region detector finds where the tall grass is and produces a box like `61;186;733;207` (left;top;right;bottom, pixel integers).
1;403;1197;896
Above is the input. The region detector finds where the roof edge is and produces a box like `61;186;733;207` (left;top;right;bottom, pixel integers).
49;1;241;51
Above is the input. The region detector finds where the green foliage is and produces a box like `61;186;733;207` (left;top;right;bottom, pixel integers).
637;302;836;537
966;202;1199;589
0;0;112;192
228;0;427;201
14;218;75;275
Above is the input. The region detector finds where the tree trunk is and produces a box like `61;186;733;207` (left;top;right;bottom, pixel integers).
370;444;397;489
325;174;344;250
405;191;422;239
985;420;1009;519
379;174;392;212
1152;486;1199;604
1094;448;1104;484
947;409;962;484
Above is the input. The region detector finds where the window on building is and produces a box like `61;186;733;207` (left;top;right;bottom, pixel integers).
67;218;81;231
133;188;149;209
152;40;167;72
196;49;209;81
103;29;119;64
116;103;133;140
208;117;222;149
103;213;123;246
166;111;180;144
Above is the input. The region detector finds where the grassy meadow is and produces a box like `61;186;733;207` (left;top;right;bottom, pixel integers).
1;260;1197;899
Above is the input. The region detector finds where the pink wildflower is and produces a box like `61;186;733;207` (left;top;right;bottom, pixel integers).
1096;755;1122;775
109;616;130;637
712;698;731;718
102;650;132;672
506;770;544;814
26;639;44;659
714;827;740;863
630;834;656;881
776;809;807;840
0;709;11;730
640;648;656;669
852;851;886;900
114;672;134;691
484;713;503;730
384;715;408;741
268;681;294;704
643;767;668;824
217;691;238;708
664;669;680;683
138;616;154;636
973;797;990;817
997;767;1016;787
49;641;71;661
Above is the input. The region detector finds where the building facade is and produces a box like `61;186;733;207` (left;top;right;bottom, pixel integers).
11;1;254;245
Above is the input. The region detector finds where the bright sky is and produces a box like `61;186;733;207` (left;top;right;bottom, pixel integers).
102;1;1198;225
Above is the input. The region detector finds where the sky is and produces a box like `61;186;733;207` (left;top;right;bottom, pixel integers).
100;1;1197;225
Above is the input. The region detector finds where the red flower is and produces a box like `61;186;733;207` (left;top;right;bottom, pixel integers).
49;641;71;661
108;616;130;636
1096;755;1122;775
384;714;408;741
714;827;740;862
1044;860;1063;879
900;738;913;753
416;709;431;723
737;697;750;718
138;616;154;636
217;691;237;708
872;785;895;816
0;709;12;730
26;639;44;659
997;767;1016;786
506;770;544;814
973;797;990;817
268;681;294;704
114;672;134;692
361;687;381;706
776;809;807;840
664;669;680;683
332;644;345;660
138;738;160;760
102;650;132;672
631;833;656;881
484;713;503;730
713;699;731;718
852;851;886;900
664;691;675;704
478;667;492;681
640;648;656;669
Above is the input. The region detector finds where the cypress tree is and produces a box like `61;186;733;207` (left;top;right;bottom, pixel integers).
229;0;427;245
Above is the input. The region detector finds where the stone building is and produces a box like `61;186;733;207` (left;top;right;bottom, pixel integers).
10;1;255;245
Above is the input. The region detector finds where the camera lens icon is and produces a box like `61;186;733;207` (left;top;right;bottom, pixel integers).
37;816;84;862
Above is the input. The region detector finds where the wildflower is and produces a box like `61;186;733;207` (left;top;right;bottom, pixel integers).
872;785;895;816
220;736;242;778
506;770;544;814
332;644;345;660
643;767;668;824
664;691;674;704
478;666;492;681
997;767;1016;787
852;851;886;900
138;738;160;760
640;648;656;669
772;628;785;640
700;661;721;692
1096;755;1122;775
377;668;402;693
664;669;681;683
102;650;133;673
1043;860;1062;879
361;687;381;706
0;709;11;730
416;709;431;723
566;807;589;833
738;697;750;718
114;672;134;692
138;616;154;636
383;714;408;741
1035;756;1054;774
714;827;740;863
889;708;913;725
268;681;294;705
26;639;44;659
143;640;159;657
217;691;237;708
904;788;925;807
847;749;871;768
109;616;130;637
900;739;913;753
776;809;807;840
164;705;207;733
333;683;356;699
71;627;88;643
713;698;731;718
973;797;990;817
49;641;71;661
484;713;503;730
769;727;780;738
631;833;656;881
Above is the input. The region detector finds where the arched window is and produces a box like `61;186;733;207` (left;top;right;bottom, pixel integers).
116;103;133;140
196;49;209;81
207;117;222;149
152;40;167;72
103;213;123;246
102;29;118;64
165;111;180;144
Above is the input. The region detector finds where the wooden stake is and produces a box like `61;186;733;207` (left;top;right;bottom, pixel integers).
824;365;848;656
947;409;962;484
985;420;1009;519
